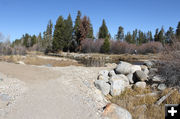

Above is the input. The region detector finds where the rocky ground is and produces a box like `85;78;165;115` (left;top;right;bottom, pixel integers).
0;61;113;119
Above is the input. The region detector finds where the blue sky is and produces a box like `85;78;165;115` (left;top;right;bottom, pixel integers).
0;0;180;41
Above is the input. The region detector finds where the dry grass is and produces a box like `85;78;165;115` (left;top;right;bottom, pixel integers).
0;55;83;67
110;87;180;119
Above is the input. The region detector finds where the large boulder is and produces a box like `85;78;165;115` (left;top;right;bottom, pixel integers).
115;61;141;75
127;73;134;84
143;60;154;69
94;80;110;95
134;70;148;82
140;65;149;76
134;82;146;89
109;75;129;96
98;75;109;82
108;70;116;77
103;103;132;119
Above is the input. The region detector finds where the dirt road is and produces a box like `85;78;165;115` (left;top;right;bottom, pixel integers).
0;62;108;119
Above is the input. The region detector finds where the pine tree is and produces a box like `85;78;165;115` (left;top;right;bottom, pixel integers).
125;32;132;43
116;26;124;41
45;20;53;52
86;18;94;38
132;29;138;44
98;19;109;39
74;11;82;50
176;21;180;39
64;14;73;52
31;35;37;47
154;28;159;42
100;37;110;53
158;27;165;44
147;31;153;42
37;33;42;51
165;27;174;43
53;16;65;52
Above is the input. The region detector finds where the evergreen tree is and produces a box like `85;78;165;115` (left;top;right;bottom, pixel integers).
74;11;82;50
137;30;145;44
125;32;132;43
64;14;73;51
31;35;37;47
37;33;42;51
98;19;109;39
158;27;165;44
147;31;153;42
132;29;138;44
154;28;159;42
53;16;65;52
116;26;124;41
86;18;94;38
165;27;174;43
45;20;53;52
100;37;110;53
176;21;180;39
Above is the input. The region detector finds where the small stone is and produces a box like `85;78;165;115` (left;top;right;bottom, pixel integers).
0;78;3;81
151;83;158;89
103;103;132;119
0;94;10;101
134;82;146;88
98;70;109;77
158;84;167;91
152;75;164;82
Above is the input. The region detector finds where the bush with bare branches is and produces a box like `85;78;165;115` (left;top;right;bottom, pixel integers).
159;38;180;87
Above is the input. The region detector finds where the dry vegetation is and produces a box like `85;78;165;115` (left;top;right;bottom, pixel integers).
110;87;180;119
0;55;83;67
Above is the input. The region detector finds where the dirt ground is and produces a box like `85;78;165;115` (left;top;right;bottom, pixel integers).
0;62;110;119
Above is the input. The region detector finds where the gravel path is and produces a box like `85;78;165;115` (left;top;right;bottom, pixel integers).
0;62;109;119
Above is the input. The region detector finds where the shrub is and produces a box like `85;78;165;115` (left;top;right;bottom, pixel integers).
137;42;164;54
159;38;180;87
81;38;104;53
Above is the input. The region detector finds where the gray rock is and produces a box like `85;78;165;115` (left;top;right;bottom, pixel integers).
103;103;132;119
143;60;154;68
99;70;109;77
0;78;3;82
158;84;167;91
149;68;158;76
152;75;164;82
98;75;109;82
127;73;134;84
45;64;52;67
108;70;116;77
134;82;146;88
141;65;149;75
94;80;110;95
0;94;10;101
115;61;141;75
109;75;129;96
134;70;148;82
151;83;158;89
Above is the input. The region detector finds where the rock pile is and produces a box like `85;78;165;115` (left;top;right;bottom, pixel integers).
95;61;166;96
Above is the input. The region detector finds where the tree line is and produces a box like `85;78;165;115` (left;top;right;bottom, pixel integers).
12;10;180;54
